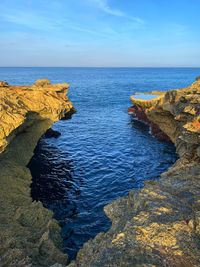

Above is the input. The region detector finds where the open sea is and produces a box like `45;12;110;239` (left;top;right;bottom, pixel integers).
1;67;199;259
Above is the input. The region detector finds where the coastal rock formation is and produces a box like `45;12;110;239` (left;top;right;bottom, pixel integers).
0;79;74;153
69;80;200;267
0;80;74;267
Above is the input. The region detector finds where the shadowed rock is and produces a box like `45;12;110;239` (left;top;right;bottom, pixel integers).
45;128;61;138
0;79;74;267
0;80;73;153
196;75;200;81
0;80;9;87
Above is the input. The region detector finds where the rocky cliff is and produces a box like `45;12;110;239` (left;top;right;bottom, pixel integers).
69;80;200;267
0;79;74;267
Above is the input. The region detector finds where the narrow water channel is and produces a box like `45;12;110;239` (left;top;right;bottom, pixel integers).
1;67;199;259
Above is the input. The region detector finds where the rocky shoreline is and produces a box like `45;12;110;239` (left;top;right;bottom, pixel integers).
0;79;74;266
0;78;199;267
69;80;200;267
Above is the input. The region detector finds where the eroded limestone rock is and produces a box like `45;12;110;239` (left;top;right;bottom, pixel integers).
0;79;73;153
0;79;74;267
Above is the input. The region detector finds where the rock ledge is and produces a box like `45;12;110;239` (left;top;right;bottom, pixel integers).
0;79;74;267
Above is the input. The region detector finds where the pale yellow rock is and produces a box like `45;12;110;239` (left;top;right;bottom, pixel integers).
0;79;73;152
0;79;74;267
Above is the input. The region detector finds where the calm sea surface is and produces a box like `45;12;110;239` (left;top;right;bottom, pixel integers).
1;67;199;259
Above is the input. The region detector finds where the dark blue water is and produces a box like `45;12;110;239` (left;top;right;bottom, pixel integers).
1;67;199;259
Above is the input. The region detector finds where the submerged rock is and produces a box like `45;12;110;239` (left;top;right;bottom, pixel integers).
0;80;74;266
45;128;61;138
70;79;200;267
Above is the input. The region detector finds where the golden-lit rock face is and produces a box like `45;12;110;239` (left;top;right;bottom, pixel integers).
131;80;200;159
0;79;73;153
69;80;200;267
0;79;74;267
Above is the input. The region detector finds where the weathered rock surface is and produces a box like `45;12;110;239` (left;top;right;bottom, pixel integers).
69;80;200;267
0;80;74;267
0;79;74;153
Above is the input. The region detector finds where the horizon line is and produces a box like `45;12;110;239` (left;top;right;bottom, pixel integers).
0;66;200;68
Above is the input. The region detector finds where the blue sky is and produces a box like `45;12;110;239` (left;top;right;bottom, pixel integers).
0;0;199;67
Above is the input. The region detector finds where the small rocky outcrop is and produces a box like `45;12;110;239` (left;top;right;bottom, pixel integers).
0;81;9;87
34;78;51;87
69;80;200;267
0;79;74;267
44;128;61;138
130;80;200;160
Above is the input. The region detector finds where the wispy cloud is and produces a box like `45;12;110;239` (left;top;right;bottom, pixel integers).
1;10;57;31
0;8;115;39
0;1;144;44
93;0;124;16
92;0;144;23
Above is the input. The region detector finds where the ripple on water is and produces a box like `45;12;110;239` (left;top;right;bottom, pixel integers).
27;67;200;260
29;116;176;259
2;67;200;259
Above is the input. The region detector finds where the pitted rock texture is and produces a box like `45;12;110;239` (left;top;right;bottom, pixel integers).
69;80;200;267
130;80;200;160
0;79;73;153
0;80;74;267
